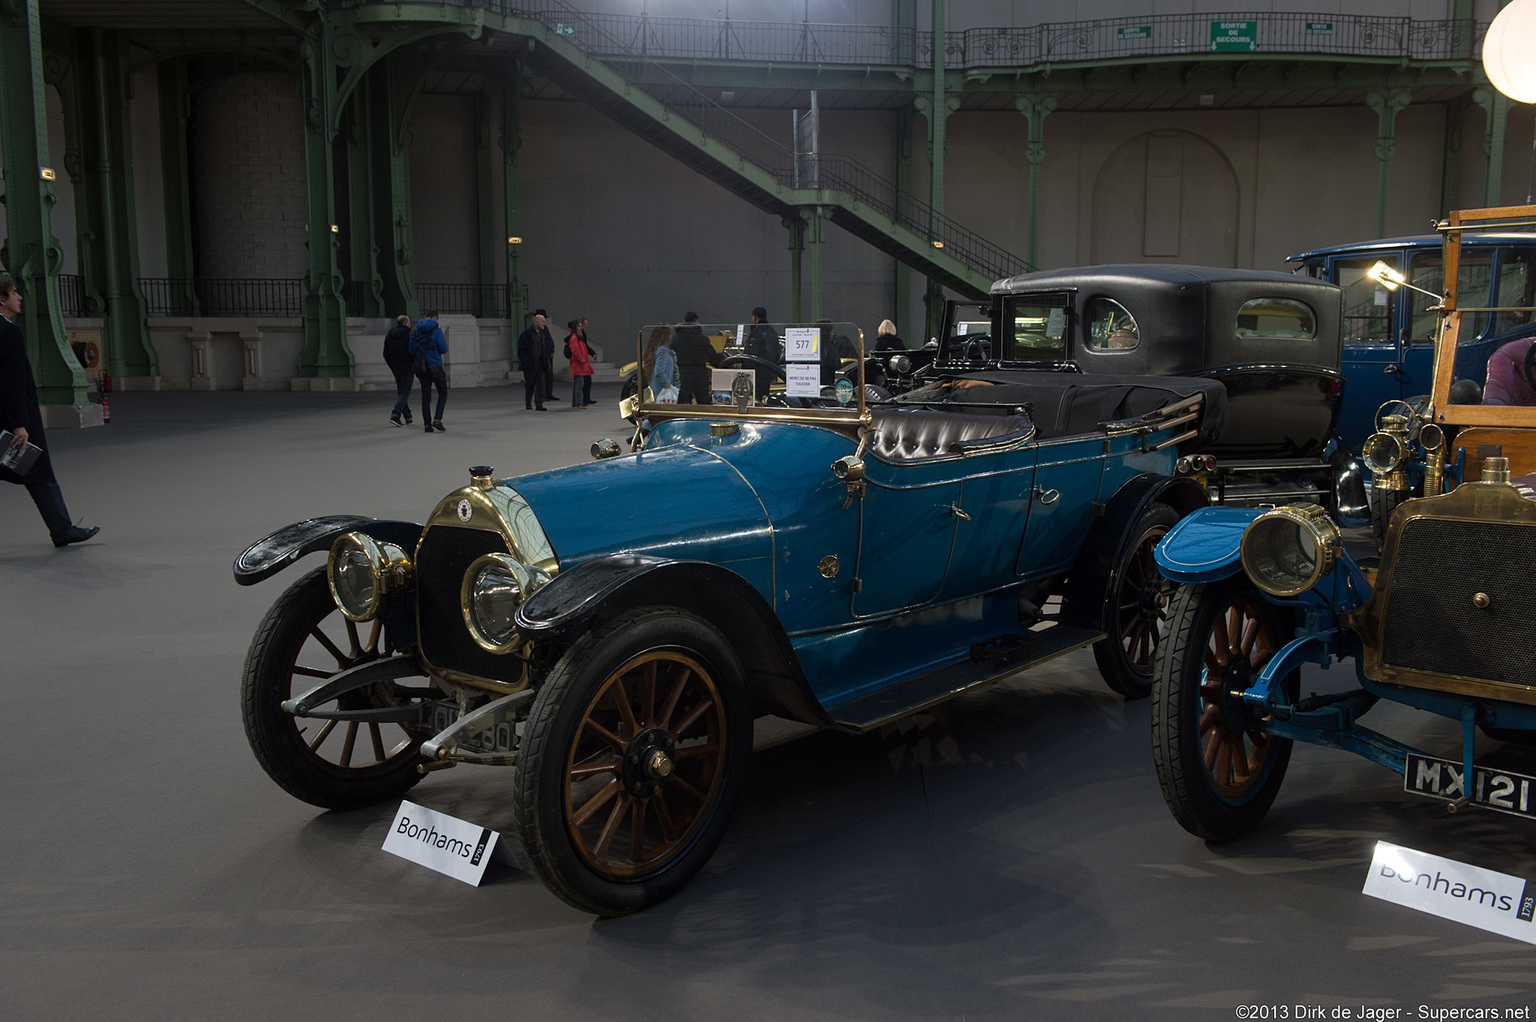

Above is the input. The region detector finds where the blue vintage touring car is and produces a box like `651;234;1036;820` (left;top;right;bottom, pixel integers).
235;323;1226;914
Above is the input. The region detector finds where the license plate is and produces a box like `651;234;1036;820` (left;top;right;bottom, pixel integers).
1405;753;1536;820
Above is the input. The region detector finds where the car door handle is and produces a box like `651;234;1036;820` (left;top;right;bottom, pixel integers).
1384;364;1400;374
948;503;971;521
1035;486;1060;505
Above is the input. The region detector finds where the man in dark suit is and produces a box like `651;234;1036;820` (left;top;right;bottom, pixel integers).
0;271;98;547
517;312;551;410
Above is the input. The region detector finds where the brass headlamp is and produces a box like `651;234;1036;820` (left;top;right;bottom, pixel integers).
327;531;413;621
1240;503;1342;597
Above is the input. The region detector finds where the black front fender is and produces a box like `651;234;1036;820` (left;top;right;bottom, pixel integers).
1060;474;1208;631
516;555;830;727
232;516;424;587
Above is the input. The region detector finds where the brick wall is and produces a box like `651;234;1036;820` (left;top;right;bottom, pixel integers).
189;71;307;281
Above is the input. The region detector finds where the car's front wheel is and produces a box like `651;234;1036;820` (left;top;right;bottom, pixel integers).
1090;502;1180;699
241;566;426;810
513;608;753;915
1150;577;1295;841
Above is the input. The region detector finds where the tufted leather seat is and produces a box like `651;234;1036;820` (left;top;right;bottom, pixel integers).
867;408;1035;463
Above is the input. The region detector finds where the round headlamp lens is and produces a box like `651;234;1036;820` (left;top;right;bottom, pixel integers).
1240;504;1341;597
328;532;383;621
462;554;549;653
1362;432;1405;475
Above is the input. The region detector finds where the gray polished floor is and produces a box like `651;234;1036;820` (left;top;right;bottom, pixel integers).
4;387;1535;1019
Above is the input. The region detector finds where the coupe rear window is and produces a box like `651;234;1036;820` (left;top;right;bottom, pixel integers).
1235;298;1316;338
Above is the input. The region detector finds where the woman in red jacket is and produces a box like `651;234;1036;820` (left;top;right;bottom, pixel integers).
567;317;594;408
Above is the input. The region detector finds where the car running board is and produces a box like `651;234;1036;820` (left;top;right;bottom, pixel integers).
823;624;1103;733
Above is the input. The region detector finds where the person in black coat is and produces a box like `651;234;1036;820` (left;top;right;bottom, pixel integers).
0;272;98;547
383;314;415;426
673;311;722;404
516;312;551;410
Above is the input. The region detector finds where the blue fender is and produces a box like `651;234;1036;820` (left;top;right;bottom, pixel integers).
232;515;423;586
1153;506;1263;583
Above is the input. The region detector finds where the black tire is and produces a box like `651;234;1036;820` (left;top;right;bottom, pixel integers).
1151;576;1297;842
241;566;425;810
513;607;753;915
1369;484;1408;552
1090;503;1181;699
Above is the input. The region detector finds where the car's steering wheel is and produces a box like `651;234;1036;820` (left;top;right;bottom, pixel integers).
720;354;785;380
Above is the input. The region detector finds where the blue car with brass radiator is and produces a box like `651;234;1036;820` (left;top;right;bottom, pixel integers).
235;321;1228;915
1149;207;1536;843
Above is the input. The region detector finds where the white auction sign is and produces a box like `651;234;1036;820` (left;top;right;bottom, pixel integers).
382;800;503;886
785;362;821;398
784;327;820;362
1362;840;1536;945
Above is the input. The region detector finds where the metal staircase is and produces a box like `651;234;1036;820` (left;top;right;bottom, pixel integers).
510;5;1029;297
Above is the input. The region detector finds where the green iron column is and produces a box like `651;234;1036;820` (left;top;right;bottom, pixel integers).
298;13;352;378
1015;94;1056;270
76;28;155;380
0;0;86;408
370;53;422;320
783;216;804;322
1365;88;1412;237
343;76;383;318
809;208;826;320
476;89;497;320
157;58;198;315
1440;95;1469;216
1474;87;1510;206
895;0;915;65
914;0;954;343
893;105;913;343
501;60;525;331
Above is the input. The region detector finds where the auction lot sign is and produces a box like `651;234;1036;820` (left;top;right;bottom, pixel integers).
1210;20;1256;51
1363;840;1536;945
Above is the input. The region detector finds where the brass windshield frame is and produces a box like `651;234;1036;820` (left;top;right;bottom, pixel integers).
634;321;872;433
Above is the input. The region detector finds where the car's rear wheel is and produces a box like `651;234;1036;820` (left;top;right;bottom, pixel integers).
241;566;425;810
1151;576;1295;841
1090;503;1180;699
513;608;752;915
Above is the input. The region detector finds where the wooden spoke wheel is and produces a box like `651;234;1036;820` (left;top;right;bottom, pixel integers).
1151;576;1296;842
515;608;751;915
241;567;424;810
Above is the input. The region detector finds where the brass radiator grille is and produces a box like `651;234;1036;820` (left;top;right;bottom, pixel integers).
416;525;517;683
1381;517;1536;687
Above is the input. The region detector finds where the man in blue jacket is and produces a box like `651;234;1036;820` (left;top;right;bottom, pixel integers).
410;312;448;431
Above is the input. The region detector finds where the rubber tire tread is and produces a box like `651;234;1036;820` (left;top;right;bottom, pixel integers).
1150;576;1294;842
512;606;752;916
1088;502;1181;700
240;566;423;810
1369;485;1408;552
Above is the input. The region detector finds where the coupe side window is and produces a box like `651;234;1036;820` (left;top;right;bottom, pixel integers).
1001;295;1069;361
1086;298;1139;351
1334;257;1394;344
1235;298;1316;338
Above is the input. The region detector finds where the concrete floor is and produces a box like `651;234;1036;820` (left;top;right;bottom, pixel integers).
4;385;1536;1019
